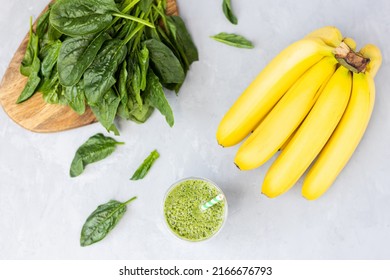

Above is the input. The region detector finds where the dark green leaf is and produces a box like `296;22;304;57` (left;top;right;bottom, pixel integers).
222;0;238;25
20;19;39;77
50;0;119;36
144;39;185;84
40;40;62;78
63;83;86;115
166;16;198;70
137;44;149;91
58;32;110;86
16;73;41;104
36;8;51;38
80;196;137;247
129;58;143;110
42;79;66;105
47;22;63;41
210;32;254;49
70;133;124;177
130;150;160;180
84;39;127;105
140;0;154;13
90;89;121;133
129;105;154;123
145;69;174;127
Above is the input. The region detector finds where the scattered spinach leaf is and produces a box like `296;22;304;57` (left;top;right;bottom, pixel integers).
210;32;254;49
70;133;124;177
80;196;137;246
130;149;160;180
222;0;238;25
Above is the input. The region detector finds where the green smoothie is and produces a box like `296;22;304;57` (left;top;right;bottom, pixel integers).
164;178;226;242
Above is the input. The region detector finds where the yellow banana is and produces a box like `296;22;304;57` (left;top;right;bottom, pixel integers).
216;38;334;147
343;37;357;51
235;56;337;170
278;62;337;152
302;45;381;200
262;66;352;198
302;73;374;200
305;26;342;47
359;44;382;77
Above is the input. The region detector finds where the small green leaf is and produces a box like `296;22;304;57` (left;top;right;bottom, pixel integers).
63;83;86;115
144;39;185;84
130;149;160;180
90;89;121;133
40;40;62;78
166;16;199;71
222;0;238;25
145;70;174;127
80;196;137;247
16;73;41;104
210;32;254;49
70;133;124;177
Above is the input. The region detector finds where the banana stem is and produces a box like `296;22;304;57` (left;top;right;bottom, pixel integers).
334;42;370;73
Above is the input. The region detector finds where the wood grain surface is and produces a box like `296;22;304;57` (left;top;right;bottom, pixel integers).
0;0;178;133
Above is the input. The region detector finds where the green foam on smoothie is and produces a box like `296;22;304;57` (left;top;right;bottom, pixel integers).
164;179;226;241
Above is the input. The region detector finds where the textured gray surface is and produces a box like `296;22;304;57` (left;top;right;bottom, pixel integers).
1;0;390;259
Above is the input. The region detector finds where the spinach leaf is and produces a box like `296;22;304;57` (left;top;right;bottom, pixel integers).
16;73;41;104
222;0;238;25
84;39;127;105
140;0;154;13
58;32;110;86
80;196;137;246
145;69;174;127
50;0;119;36
144;39;184;84
63;83;86;115
137;44;149;91
40;40;62;78
20;19;39;77
128;58;143;110
47;22;63;41
166;16;198;71
42;79;66;105
129;105;154;123
70;133;124;177
36;8;51;39
130;149;160;180
210;32;254;49
90;89;121;133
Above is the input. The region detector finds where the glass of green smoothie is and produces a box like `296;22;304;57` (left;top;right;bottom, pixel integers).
163;177;228;242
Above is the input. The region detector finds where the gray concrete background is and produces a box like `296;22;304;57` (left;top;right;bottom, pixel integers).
1;0;389;259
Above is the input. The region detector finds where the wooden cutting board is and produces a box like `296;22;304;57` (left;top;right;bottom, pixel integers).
0;0;178;133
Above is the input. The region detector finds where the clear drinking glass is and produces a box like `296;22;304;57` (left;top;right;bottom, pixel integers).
163;177;228;242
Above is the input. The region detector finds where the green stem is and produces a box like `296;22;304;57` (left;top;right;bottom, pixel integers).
113;12;155;28
123;196;138;205
121;0;141;14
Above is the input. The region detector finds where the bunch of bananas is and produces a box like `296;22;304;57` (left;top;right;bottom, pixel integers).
216;26;382;200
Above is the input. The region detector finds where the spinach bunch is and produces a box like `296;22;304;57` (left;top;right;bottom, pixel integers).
18;0;198;133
